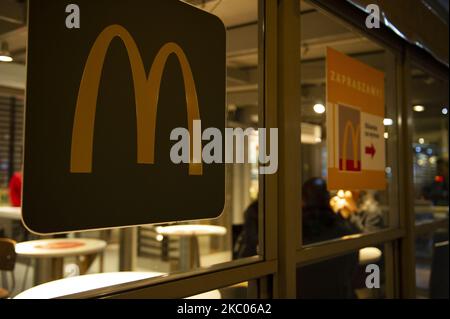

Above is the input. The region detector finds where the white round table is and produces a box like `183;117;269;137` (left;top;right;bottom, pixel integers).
156;225;227;237
359;247;382;265
186;290;222;299
14;271;223;299
156;225;227;271
15;238;107;285
0;206;21;220
14;272;164;299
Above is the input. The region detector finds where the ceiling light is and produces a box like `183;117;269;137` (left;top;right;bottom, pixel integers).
413;105;425;112
313;103;325;114
383;118;393;126
418;138;425;144
0;42;13;63
442;107;448;115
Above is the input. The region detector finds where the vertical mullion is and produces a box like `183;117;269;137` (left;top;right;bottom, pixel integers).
398;48;416;298
274;0;301;298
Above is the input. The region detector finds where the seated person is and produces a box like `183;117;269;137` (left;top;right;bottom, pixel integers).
235;178;359;298
302;178;356;244
330;190;384;233
297;178;359;299
349;191;384;233
234;200;258;258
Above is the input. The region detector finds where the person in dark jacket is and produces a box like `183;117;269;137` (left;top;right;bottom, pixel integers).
234;200;259;258
301;178;356;244
297;178;359;299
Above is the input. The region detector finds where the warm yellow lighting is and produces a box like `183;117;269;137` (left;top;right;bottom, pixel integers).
313;103;326;114
413;105;425;112
0;55;13;62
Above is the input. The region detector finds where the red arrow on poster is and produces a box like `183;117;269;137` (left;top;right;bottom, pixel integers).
365;144;376;158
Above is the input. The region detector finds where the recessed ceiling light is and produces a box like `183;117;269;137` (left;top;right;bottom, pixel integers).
313;103;325;114
413;105;425;112
442;107;448;115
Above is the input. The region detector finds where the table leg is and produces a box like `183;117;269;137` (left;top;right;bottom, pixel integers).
179;236;200;271
34;258;64;285
119;228;137;271
77;253;97;275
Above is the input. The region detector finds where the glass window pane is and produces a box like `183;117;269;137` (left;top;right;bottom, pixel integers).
299;2;399;246
410;63;449;299
297;246;387;299
415;228;449;298
1;0;263;298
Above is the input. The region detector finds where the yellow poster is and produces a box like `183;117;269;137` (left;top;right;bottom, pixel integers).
326;47;386;190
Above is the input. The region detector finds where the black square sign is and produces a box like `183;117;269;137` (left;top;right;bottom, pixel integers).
23;0;226;234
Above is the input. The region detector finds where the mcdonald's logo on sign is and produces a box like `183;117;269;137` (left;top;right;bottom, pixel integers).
23;1;226;234
70;25;202;176
338;105;361;172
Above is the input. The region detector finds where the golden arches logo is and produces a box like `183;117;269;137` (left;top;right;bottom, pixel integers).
70;24;202;175
341;121;360;171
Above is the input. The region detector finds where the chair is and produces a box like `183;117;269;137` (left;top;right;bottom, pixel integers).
0;238;17;298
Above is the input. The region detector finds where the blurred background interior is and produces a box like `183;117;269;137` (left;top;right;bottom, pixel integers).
0;0;448;299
